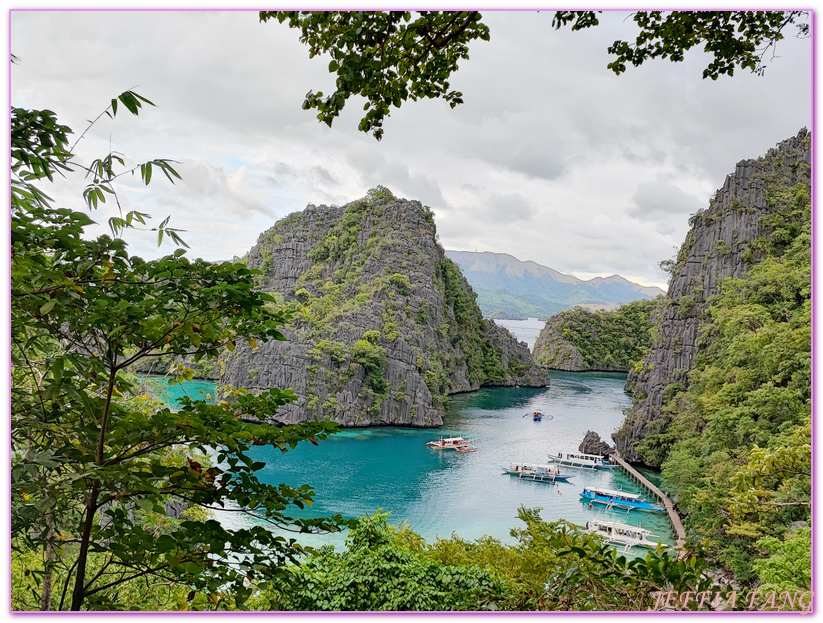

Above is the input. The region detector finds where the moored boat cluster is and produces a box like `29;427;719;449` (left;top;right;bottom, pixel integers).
426;424;667;552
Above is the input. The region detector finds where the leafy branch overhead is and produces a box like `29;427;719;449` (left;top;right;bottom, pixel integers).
260;11;490;140
11;89;185;246
552;10;811;79
265;10;809;138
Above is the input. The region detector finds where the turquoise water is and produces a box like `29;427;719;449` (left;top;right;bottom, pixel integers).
160;372;674;550
143;376;216;406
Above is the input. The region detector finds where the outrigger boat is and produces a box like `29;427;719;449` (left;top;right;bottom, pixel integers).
585;518;660;552
547;451;615;470
580;487;665;513
503;462;574;483
523;411;552;421
426;435;473;450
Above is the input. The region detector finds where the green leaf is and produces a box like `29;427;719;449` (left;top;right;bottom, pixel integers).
39;299;56;315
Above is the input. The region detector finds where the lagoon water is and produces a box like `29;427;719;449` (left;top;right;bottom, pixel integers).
164;385;672;550
158;319;673;549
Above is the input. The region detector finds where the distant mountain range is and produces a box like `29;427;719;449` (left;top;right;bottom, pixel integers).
445;250;665;320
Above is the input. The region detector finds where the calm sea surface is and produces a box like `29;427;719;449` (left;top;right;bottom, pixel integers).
493;317;544;350
153;331;674;550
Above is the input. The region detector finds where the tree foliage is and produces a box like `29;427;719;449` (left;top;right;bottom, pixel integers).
263;512;511;611
268;507;718;611
11;95;345;610
260;10;489;140
553;11;810;79
657;174;811;582
265;10;809;138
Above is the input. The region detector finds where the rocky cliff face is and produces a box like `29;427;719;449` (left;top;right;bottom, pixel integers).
531;320;587;371
613;130;811;465
219;187;550;427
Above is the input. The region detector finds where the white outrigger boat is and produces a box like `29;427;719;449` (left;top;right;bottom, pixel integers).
426;435;475;450
585;518;660;552
502;462;574;483
547;451;615;470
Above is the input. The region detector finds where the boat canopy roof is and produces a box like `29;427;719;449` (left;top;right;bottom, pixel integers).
588;519;652;535
511;462;558;472
554;451;607;460
584;487;641;499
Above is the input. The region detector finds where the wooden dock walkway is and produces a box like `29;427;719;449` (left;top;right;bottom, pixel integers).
611;451;687;552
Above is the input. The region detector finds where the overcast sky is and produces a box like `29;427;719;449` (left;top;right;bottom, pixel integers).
10;9;812;289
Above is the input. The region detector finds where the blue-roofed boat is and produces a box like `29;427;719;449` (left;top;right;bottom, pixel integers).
580;486;665;513
503;462;574;483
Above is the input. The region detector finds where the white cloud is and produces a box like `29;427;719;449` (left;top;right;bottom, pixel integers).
9;9;812;288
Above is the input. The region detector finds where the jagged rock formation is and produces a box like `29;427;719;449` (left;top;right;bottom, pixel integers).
579;431;612;456
445;250;664;319
614;130;811;465
532;320;587;371
532;299;658;372
219;188;550;427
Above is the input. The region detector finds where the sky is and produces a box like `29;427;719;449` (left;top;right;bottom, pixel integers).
9;9;813;290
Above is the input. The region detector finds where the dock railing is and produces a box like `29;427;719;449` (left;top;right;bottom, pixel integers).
610;451;687;554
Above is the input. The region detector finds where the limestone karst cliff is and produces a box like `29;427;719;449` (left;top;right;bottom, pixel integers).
613;130;811;465
219;187;550;427
532;299;658;372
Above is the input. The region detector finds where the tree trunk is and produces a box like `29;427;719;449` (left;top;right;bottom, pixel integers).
70;481;100;611
40;523;55;611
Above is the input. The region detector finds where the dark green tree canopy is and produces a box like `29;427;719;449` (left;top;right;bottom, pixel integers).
260;11;489;140
553;10;810;79
11;94;346;611
264;10;809;139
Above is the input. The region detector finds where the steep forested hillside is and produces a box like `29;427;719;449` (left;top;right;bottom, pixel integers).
532;299;660;371
615;130;811;465
613;131;812;587
659;187;810;583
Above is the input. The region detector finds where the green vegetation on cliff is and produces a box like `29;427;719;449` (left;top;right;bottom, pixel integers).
652;177;811;585
533;299;660;371
291;188;530;405
222;187;548;427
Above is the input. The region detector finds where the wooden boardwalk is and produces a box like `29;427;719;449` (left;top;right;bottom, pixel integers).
611;451;687;552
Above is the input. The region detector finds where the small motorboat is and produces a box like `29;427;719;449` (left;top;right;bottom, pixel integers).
523;411;552;421
426;435;471;450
